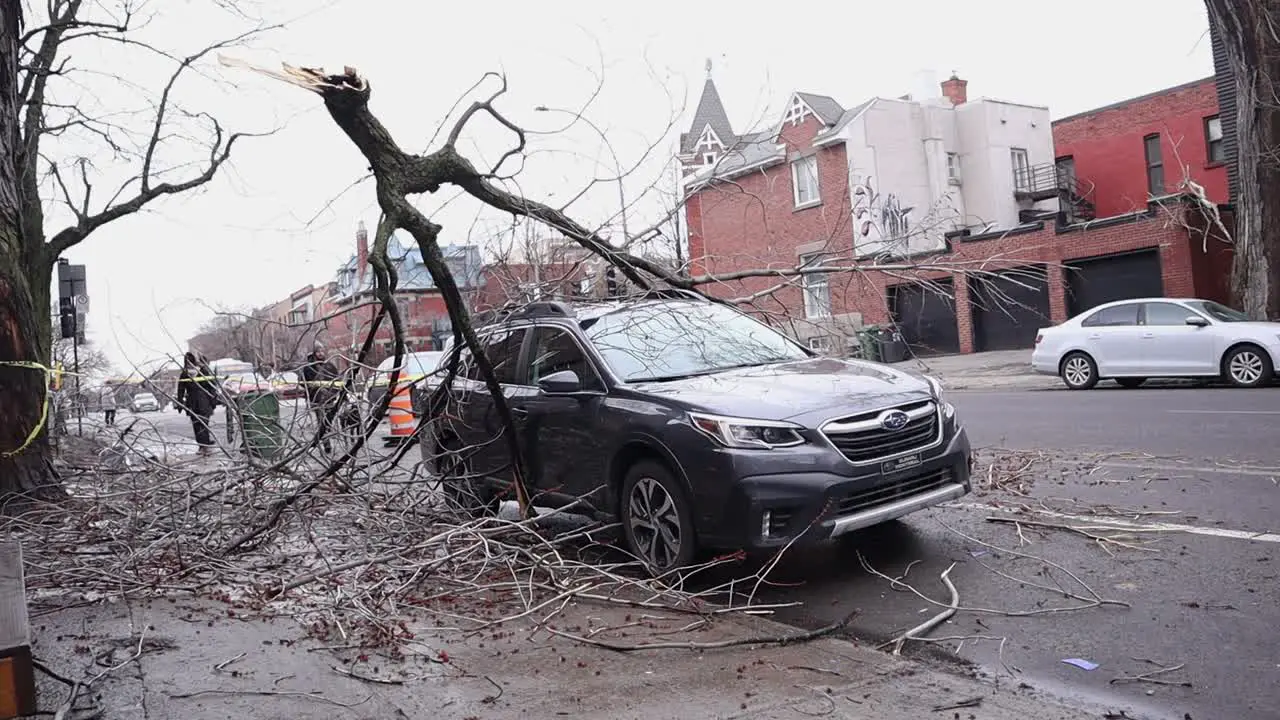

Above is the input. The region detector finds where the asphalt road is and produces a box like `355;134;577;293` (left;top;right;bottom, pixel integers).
753;386;1280;720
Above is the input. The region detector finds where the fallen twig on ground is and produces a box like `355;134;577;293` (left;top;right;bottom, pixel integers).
1109;659;1192;687
544;610;858;651
932;696;982;711
986;516;1162;554
880;563;958;655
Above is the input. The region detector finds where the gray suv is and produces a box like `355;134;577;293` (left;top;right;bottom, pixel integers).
422;292;972;573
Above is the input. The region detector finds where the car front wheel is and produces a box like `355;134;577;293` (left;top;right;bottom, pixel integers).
1223;345;1273;388
621;461;696;575
1060;352;1099;390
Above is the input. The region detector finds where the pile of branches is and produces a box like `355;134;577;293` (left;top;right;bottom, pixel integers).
5;425;785;654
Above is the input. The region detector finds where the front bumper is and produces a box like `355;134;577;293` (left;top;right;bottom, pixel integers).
701;425;972;550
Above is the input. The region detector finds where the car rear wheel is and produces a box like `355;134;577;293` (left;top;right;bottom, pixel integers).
620;461;696;575
1060;352;1098;390
437;439;499;518
1223;345;1273;388
1116;377;1146;389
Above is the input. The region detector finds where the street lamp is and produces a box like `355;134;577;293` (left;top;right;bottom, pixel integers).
534;105;629;243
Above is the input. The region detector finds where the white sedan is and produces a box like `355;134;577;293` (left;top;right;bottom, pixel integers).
1031;298;1279;390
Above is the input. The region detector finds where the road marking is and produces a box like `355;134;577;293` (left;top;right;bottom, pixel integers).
1166;410;1280;415
948;502;1280;544
1097;461;1280;477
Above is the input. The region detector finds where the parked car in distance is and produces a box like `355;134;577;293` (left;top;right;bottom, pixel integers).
271;371;305;400
129;392;159;413
423;292;972;574
1032;298;1279;390
222;372;274;397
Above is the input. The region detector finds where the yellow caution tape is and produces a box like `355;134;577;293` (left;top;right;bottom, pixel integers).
0;360;54;457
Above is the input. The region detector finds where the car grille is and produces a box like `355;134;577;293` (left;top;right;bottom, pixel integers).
835;468;953;517
822;400;940;464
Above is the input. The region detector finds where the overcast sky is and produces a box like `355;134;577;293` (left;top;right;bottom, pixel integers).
51;0;1215;374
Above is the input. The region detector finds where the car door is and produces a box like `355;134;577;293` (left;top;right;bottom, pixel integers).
1080;302;1143;375
512;324;610;509
1139;302;1219;375
451;327;530;485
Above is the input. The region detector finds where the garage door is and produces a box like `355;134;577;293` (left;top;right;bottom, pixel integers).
969;265;1053;352
888;280;960;357
1064;248;1163;317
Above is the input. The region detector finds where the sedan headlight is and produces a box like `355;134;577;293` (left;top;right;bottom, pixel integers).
688;412;807;449
924;375;956;419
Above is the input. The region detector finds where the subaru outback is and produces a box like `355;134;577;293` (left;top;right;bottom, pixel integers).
421;292;972;573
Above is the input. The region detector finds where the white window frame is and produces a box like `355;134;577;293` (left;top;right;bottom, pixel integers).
1205;116;1224;163
946;152;961;184
791;155;820;207
703;152;717;165
807;336;832;352
1010;148;1030;191
799;253;832;319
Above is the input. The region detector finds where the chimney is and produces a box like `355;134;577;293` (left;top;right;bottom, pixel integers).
355;220;369;289
941;73;967;106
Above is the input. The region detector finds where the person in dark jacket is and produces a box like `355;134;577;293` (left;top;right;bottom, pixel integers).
300;348;341;452
176;351;220;455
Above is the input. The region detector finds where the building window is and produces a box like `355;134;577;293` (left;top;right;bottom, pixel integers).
1144;133;1164;196
799;253;831;318
946;152;961;184
1055;155;1076;187
791;155;820;207
807;336;832;353
1204;116;1224;164
1010;148;1030;191
703;152;716;165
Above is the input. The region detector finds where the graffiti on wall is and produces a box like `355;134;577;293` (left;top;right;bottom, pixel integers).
853;177;914;251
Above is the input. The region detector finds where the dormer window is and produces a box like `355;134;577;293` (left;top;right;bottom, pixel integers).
784;95;812;126
703;152;716;165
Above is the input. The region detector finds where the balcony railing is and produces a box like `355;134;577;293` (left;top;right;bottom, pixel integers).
1013;163;1096;221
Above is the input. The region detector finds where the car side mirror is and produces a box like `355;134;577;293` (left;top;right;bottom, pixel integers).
1185;316;1209;327
537;370;582;394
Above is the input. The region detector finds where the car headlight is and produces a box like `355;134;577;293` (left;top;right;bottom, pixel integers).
924;375;956;420
688;412;807;449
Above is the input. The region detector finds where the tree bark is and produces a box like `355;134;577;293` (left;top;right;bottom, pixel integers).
0;2;57;501
1207;0;1280;319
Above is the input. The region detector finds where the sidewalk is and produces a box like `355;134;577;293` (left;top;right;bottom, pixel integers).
29;595;1161;719
891;350;1060;391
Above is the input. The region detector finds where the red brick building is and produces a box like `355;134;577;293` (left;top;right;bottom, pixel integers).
682;71;1235;356
1052;77;1228;218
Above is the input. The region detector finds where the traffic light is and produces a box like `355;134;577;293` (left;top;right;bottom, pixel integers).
58;297;76;340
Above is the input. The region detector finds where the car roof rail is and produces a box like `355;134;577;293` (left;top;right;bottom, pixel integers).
505;301;576;320
639;288;706;302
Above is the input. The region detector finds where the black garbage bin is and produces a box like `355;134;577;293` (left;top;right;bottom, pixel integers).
876;327;909;364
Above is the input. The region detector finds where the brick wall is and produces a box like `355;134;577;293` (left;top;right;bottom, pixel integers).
1053;78;1228;218
319;291;452;363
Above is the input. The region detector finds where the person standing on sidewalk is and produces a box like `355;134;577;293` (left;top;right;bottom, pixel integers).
176;351;220;455
99;386;117;426
300;348;341;453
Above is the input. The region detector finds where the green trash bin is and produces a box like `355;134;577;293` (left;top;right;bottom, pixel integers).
855;326;882;362
235;391;283;460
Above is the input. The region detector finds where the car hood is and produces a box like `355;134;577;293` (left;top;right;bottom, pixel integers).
631;357;934;424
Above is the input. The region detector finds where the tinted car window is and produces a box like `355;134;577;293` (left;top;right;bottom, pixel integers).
1081;304;1139;327
462;328;527;384
528;327;602;390
1143;302;1196;326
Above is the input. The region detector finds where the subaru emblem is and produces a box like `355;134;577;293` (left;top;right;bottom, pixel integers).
879;409;910;431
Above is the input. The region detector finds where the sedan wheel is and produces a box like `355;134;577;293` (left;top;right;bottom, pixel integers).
1224;345;1273;388
621;462;696;574
438;441;498;517
1060;352;1098;390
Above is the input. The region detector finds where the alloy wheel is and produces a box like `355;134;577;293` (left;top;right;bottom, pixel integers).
1064;356;1092;386
627;476;683;572
1229;350;1265;385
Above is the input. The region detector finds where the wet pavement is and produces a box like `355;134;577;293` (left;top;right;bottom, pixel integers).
747;386;1280;720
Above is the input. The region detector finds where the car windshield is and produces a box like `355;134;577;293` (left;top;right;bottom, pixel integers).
1185;300;1249;322
582;301;810;382
136;393;155;401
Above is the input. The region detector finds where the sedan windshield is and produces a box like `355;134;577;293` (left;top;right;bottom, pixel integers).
582;301;810;382
1186;300;1249;322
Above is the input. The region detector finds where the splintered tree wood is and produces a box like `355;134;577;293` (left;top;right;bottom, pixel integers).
0;543;33;718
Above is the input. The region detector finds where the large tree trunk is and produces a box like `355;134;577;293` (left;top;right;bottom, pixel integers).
1208;0;1280;319
0;2;58;501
